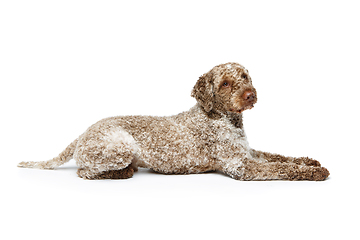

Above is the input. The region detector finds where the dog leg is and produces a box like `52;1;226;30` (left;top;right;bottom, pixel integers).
77;165;135;180
75;154;138;180
74;125;140;180
237;159;329;181
77;167;102;180
250;149;321;167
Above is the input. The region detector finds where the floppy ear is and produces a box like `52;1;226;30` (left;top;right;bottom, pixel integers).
191;72;214;112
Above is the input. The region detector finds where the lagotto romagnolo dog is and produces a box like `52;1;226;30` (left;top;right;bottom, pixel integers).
18;62;330;180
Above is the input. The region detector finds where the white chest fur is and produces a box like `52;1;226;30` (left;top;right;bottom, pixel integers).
211;117;252;161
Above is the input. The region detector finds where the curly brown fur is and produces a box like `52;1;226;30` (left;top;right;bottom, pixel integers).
78;165;135;180
250;150;322;167
238;159;329;181
18;62;329;181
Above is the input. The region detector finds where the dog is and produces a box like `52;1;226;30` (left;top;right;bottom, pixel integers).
18;62;330;180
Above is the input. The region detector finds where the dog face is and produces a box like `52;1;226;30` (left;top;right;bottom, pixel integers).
192;62;257;114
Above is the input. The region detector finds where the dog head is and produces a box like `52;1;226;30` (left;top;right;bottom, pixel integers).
192;62;257;114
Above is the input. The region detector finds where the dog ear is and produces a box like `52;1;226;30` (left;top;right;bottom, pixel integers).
191;72;214;112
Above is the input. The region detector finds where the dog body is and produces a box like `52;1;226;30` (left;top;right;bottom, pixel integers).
18;62;330;180
75;105;251;179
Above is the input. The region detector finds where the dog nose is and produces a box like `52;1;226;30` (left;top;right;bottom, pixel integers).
242;90;256;101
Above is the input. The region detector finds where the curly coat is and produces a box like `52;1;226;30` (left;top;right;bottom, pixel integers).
18;62;330;180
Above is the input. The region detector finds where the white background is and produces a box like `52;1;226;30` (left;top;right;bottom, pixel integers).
1;0;359;239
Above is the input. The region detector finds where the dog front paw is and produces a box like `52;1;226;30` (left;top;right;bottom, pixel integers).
291;166;330;181
312;167;330;181
295;157;321;167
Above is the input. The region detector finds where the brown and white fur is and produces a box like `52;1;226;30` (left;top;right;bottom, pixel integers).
18;62;330;181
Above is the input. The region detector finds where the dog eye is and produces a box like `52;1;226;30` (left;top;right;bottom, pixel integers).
222;82;230;88
241;73;247;80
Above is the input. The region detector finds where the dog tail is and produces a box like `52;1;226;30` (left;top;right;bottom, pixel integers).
18;138;78;170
